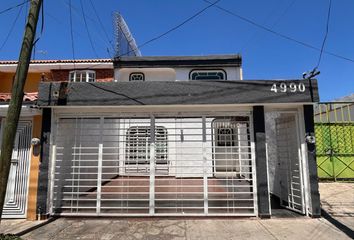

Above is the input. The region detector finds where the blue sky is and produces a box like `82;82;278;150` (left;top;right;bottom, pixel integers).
0;0;353;101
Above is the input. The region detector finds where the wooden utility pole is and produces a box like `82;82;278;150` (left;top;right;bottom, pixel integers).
0;0;42;221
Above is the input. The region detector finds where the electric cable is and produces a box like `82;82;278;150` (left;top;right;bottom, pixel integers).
0;0;30;15
79;0;99;58
203;0;354;63
0;5;24;52
118;0;221;57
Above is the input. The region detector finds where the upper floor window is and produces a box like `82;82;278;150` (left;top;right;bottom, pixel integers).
69;70;96;82
129;72;145;81
190;70;226;80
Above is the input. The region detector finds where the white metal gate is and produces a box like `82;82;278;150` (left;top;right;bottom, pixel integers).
275;114;305;214
51;113;257;216
0;120;32;218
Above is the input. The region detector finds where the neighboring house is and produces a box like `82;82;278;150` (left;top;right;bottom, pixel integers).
35;54;321;218
314;94;354;122
0;59;113;220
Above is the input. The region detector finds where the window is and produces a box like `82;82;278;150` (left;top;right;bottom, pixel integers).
129;72;145;81
125;126;168;173
190;70;226;80
69;70;96;82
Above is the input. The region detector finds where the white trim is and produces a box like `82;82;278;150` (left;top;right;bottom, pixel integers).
298;107;311;216
48;110;56;215
0;105;40;117
96;117;104;214
149;115;155;215
43;102;317;110
263;110;272;216
1;119;32;218
249;112;258;216
295;111;306;214
202;116;208;215
0;62;112;72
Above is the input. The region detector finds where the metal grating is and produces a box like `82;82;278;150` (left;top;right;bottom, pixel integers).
1;120;32;218
51;113;257;216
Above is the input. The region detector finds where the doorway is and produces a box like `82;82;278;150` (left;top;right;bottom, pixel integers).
265;112;306;215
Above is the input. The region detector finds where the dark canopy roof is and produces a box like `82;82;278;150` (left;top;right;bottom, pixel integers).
37;79;319;107
114;55;242;68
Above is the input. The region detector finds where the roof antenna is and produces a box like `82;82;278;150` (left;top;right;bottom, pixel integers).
302;68;320;80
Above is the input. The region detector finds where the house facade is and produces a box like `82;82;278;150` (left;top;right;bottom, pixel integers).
0;59;113;219
34;55;321;218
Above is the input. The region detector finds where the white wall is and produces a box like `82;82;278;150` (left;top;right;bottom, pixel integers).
115;66;242;81
115;68;176;82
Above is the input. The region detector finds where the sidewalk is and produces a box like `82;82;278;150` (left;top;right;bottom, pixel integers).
1;182;352;240
319;182;354;231
21;217;351;240
0;219;46;235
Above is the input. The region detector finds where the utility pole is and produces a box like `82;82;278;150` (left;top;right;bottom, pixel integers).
0;0;42;221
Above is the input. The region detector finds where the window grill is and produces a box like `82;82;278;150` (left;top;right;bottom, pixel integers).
190;70;226;80
129;72;145;81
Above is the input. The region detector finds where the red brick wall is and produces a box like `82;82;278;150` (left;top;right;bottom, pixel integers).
49;69;114;82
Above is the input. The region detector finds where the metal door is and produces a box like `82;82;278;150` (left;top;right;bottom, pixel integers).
275;114;305;214
51;113;257;216
1;120;32;218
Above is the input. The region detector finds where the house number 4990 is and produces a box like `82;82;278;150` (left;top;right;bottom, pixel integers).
270;82;306;93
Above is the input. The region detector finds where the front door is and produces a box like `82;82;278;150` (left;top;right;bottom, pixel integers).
1;120;32;218
275;113;305;214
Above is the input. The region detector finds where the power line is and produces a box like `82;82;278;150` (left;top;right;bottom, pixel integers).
203;0;354;64
0;0;30;15
0;5;24;52
315;0;332;69
63;0;113;58
119;0;221;57
68;0;76;68
88;0;115;51
79;0;98;58
32;0;45;60
240;0;297;52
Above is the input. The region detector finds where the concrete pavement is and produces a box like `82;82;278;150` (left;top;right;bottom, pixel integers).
0;182;352;240
21;217;351;240
319;182;354;232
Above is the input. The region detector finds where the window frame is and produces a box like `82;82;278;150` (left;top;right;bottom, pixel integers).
69;70;96;82
129;72;145;81
189;69;227;80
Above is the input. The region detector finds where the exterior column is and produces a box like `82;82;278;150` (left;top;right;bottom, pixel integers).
252;106;270;218
303;105;321;217
36;108;51;218
26;115;42;220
